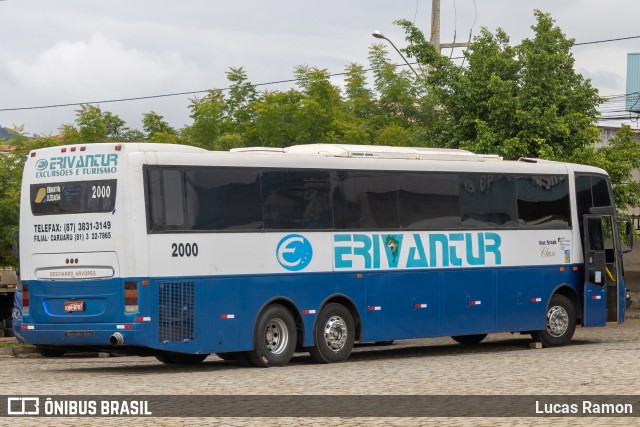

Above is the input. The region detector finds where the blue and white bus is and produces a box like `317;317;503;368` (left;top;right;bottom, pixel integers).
17;142;633;366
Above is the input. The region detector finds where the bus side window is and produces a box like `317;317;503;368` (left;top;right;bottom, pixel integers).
261;170;332;230
516;175;570;228
459;174;518;228
333;171;399;230
591;176;612;207
148;168;185;230
185;168;263;231
575;174;614;249
398;172;460;230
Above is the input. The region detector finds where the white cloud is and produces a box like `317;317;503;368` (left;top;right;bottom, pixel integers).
1;0;639;133
1;33;208;134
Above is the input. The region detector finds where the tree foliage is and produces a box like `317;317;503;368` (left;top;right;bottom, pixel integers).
592;125;640;211
397;10;603;160
395;10;640;209
0;128;61;267
142;111;177;143
60;104;142;143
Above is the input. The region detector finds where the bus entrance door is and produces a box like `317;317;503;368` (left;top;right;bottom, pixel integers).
583;215;618;326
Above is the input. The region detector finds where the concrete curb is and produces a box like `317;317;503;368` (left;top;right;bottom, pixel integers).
0;345;37;357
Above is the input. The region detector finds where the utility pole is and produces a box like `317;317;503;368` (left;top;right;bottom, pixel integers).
430;0;468;53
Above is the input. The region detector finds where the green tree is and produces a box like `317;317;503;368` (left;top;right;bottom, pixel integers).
249;66;368;147
184;69;259;150
184;89;226;149
396;10;601;159
344;63;376;121
250;89;304;147
368;43;420;130
0;128;60;267
225;67;257;135
592;125;640;211
366;43;443;147
61;105;140;143
292;66;343;144
396;11;640;209
142;111;178;143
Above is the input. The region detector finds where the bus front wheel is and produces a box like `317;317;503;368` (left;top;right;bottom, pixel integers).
247;304;297;368
531;294;576;347
309;303;355;364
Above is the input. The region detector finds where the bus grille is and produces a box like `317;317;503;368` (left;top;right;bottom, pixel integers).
158;281;195;343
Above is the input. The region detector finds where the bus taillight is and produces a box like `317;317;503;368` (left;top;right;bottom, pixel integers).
124;281;139;313
22;283;29;315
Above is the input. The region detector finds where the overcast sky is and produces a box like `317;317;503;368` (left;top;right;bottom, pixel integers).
1;0;638;136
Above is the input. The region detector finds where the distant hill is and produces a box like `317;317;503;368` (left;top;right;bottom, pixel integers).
0;126;13;140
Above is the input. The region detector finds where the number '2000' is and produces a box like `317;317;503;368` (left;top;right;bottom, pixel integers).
172;243;199;257
92;185;111;199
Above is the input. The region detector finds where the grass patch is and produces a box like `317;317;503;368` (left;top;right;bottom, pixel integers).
0;342;32;348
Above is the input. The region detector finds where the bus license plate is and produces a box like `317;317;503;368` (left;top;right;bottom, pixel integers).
64;331;94;337
64;301;85;312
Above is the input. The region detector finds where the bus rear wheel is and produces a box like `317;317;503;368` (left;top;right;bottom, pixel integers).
155;352;208;365
531;294;576;347
451;334;487;345
247;304;296;368
309;303;355;364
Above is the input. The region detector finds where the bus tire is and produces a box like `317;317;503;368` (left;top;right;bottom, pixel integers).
451;334;487;345
531;294;576;347
155;352;208;365
247;304;296;368
309;303;355;364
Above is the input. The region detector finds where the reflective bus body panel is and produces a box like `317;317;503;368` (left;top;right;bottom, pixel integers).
18;143;621;354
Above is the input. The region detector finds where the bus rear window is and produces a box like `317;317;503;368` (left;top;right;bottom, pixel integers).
30;180;117;216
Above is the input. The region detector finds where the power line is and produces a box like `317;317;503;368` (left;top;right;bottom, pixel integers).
0;78;302;112
574;35;640;46
0;61;436;113
1;34;638;113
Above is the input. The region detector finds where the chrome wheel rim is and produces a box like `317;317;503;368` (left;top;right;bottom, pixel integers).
547;305;569;337
323;315;348;352
264;318;289;355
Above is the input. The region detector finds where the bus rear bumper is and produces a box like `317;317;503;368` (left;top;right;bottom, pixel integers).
19;322;149;347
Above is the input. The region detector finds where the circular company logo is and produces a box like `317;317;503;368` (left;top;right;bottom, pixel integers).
35;159;48;171
276;234;313;272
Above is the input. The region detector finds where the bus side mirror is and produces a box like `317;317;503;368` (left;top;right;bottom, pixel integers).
619;219;634;254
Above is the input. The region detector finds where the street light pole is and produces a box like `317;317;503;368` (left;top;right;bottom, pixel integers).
372;30;419;78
